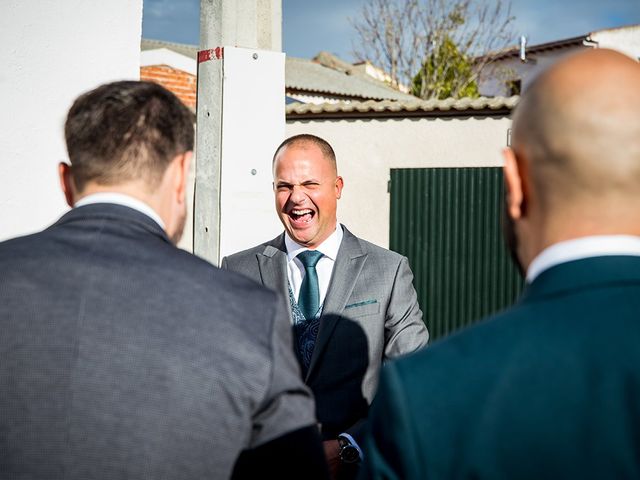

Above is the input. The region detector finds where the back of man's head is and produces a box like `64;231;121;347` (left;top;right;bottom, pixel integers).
512;49;640;219
65;81;195;193
505;49;640;266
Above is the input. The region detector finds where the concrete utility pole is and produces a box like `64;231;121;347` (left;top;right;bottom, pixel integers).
195;0;282;265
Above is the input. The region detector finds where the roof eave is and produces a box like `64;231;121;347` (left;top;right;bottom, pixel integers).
479;35;586;63
286;108;513;120
286;99;517;121
285;87;413;102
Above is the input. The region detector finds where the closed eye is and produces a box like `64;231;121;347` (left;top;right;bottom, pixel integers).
276;182;293;191
275;181;321;191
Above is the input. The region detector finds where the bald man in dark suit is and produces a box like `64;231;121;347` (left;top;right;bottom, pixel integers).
361;49;640;479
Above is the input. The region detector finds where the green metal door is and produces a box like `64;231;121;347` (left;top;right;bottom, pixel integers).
390;167;523;341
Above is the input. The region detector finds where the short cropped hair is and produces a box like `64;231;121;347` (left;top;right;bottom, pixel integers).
272;134;337;172
65;81;195;192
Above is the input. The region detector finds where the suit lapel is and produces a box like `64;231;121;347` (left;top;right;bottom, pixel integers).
306;227;367;381
257;235;293;321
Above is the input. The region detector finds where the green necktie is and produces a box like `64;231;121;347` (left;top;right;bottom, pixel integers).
297;250;324;320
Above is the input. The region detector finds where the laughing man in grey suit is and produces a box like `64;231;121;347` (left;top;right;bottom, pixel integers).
222;134;428;478
0;81;328;479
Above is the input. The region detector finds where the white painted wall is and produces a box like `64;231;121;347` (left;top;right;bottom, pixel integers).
287;115;511;248
478;48;584;97
219;47;285;259
479;26;640;96
592;26;640;60
0;0;142;241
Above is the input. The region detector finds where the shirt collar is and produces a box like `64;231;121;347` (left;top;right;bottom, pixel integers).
74;192;165;229
526;235;640;283
284;224;344;262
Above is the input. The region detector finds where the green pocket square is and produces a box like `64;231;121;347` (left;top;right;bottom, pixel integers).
345;299;378;309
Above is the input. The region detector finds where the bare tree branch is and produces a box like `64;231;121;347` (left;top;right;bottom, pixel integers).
350;0;515;99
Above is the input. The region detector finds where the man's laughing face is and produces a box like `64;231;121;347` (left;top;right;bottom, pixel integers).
273;142;343;248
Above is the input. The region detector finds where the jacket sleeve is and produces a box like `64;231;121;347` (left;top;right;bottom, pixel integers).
249;295;316;447
358;363;422;480
384;256;429;358
233;296;328;479
232;426;329;480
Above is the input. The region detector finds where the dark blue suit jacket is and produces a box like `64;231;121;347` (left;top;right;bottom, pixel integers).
0;203;316;479
361;255;640;479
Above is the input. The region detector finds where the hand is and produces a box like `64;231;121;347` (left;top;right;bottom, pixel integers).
323;439;341;479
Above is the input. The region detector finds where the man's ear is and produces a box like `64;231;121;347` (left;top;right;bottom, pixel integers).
335;176;344;199
502;148;526;221
58;162;75;207
174;151;193;203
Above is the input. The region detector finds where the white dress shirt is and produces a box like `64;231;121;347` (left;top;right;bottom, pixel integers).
74;192;165;229
526;235;640;283
284;224;344;310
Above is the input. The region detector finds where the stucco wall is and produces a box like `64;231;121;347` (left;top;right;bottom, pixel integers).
478;48;584;97
0;0;142;241
592;26;640;59
479;26;640;97
286;115;511;248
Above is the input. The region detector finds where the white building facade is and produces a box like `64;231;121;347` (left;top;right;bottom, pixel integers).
1;0;143;241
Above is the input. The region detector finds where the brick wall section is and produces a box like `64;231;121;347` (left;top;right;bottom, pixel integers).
140;65;197;110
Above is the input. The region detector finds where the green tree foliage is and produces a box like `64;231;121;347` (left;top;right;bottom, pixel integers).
411;36;480;99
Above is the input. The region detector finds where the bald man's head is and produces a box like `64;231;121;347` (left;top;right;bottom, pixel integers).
512;49;640;216
502;49;640;270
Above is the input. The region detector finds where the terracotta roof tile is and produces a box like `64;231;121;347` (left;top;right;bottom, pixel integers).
286;96;518;118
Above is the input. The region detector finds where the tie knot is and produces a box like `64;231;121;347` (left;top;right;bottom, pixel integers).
297;250;324;268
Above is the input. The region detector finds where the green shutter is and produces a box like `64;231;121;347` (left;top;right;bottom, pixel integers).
390;167;523;341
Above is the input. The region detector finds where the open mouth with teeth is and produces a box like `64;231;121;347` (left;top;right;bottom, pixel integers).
289;208;315;226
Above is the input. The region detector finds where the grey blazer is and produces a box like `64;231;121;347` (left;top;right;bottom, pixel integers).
221;225;428;442
0;204;317;479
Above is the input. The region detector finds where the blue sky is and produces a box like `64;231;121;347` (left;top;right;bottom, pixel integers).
142;0;640;61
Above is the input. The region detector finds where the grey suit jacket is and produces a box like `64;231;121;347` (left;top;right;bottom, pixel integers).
0;203;317;479
221;225;428;441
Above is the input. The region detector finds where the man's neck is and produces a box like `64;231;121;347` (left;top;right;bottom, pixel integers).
284;224;343;260
74;182;169;228
74;192;165;229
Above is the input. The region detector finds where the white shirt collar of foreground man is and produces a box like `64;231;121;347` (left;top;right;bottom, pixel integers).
74;192;165;229
284;223;344;307
526;235;640;283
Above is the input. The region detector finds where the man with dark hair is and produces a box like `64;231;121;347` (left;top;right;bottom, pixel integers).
222;133;428;478
361;49;640;479
0;81;327;479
